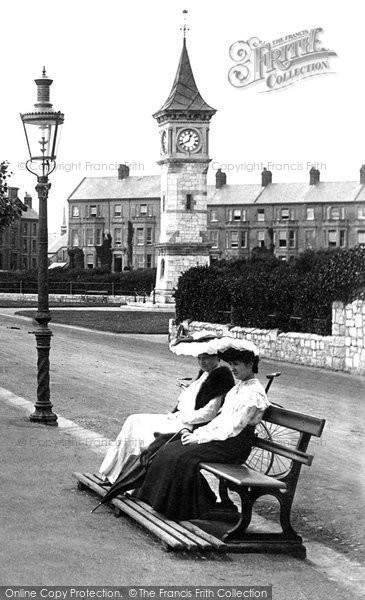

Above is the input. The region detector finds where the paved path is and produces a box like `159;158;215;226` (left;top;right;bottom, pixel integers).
0;309;364;594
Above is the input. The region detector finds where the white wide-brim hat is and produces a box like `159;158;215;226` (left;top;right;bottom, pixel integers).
170;331;259;358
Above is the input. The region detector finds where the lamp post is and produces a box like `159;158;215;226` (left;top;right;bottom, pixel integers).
20;68;64;425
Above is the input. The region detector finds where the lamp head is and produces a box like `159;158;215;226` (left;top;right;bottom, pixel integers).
20;68;64;174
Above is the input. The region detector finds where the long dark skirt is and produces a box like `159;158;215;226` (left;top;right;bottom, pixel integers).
136;425;255;520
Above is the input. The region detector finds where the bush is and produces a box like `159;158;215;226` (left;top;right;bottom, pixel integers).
175;247;365;335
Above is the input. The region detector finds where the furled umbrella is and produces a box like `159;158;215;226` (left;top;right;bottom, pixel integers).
91;430;182;513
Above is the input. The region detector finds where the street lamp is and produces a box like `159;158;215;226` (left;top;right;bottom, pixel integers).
20;68;64;425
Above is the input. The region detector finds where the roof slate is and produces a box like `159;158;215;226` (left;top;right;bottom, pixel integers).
48;233;68;253
154;39;216;116
21;206;39;220
68;176;160;201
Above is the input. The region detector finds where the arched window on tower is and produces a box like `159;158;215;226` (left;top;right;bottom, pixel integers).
186;194;192;210
160;258;165;279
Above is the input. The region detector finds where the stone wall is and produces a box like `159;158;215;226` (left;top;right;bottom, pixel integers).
176;299;365;375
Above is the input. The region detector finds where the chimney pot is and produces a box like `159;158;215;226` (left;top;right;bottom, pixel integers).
24;192;32;209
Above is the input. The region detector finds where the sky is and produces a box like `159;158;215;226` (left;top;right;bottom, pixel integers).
1;0;364;234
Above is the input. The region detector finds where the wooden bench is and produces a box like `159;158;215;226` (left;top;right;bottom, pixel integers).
81;290;109;303
200;405;326;558
73;406;325;557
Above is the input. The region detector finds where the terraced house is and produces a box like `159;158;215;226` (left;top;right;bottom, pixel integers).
0;188;38;270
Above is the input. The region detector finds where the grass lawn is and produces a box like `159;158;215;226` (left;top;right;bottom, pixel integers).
15;310;172;334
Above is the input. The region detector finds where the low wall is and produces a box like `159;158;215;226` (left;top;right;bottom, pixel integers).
175;299;365;375
0;293;127;305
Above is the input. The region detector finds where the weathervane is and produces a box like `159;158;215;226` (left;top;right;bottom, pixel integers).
180;9;189;39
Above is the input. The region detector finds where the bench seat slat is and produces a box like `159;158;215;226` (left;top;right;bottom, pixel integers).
200;463;287;489
263;406;326;437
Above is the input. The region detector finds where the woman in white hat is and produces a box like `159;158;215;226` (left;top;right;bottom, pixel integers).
98;352;234;484
135;342;270;520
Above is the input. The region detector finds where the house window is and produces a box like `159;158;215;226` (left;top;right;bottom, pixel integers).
86;229;94;246
71;230;79;247
305;230;315;248
23;223;28;235
357;207;365;220
146;254;152;269
230;231;239;248
32;223;37;236
114;204;122;217
140;204;147;216
242;209;247;221
147;205;153;217
227;209;233;221
22;239;27;252
279;231;287;248
327;206;340;220
210;210;218;222
358;231;365;244
96;229;102;246
136;228;144;245
241;231;247;248
328;230;337;247
114;228;122;246
281;208;290;220
22;257;28;269
146;227;153;245
233;209;241;221
289;230;296;248
257;208;265;222
186;194;192;210
90;205;97;217
210;230;219;248
32;240;36;252
136;255;144;268
340;229;346;247
86;253;94;269
257;231;265;247
306;208;315;220
72;206;79;217
31;257;37;268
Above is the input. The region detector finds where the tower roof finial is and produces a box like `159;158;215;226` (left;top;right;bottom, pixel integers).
180;9;189;40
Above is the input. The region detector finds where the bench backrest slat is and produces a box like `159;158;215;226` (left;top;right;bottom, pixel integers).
254;438;313;466
263;406;326;437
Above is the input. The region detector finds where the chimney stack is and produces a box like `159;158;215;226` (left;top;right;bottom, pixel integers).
24;192;32;209
261;168;272;187
118;164;130;180
7;186;19;201
360;165;365;185
215;169;227;189
309;166;320;185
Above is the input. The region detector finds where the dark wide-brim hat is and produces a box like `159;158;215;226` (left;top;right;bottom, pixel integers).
170;331;259;358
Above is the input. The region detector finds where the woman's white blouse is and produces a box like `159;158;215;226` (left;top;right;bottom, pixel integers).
193;378;269;444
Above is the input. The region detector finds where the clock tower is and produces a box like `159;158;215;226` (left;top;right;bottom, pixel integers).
153;36;216;303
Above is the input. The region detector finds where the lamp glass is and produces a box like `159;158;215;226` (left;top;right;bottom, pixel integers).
21;112;64;162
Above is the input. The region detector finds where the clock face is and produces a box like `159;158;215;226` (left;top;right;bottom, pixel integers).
160;130;168;154
177;129;200;152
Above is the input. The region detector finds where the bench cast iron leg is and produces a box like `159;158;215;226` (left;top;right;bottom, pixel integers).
223;489;253;541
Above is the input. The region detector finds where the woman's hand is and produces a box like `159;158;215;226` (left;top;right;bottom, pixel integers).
181;431;198;445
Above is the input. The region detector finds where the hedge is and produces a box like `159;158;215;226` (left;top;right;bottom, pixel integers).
175;246;365;335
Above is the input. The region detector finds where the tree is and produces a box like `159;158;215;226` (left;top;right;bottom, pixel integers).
95;233;113;271
0;161;23;231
